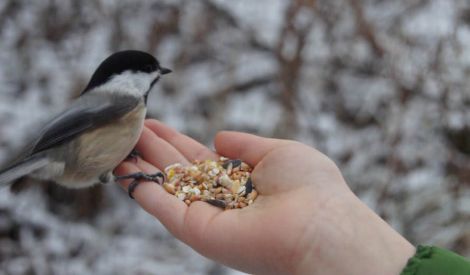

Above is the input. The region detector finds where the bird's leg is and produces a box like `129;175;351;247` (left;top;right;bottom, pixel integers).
114;172;165;199
99;171;114;184
125;149;141;163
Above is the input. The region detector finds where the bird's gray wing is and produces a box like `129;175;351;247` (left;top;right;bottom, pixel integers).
31;95;140;155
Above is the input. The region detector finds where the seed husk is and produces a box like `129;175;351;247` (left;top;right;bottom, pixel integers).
245;178;253;194
206;199;227;209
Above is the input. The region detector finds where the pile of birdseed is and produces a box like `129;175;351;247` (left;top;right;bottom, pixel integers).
162;157;257;209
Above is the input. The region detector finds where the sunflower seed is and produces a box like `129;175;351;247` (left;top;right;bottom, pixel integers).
206;199;226;209
245;178;253;194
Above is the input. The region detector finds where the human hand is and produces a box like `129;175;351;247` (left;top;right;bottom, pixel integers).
115;119;415;275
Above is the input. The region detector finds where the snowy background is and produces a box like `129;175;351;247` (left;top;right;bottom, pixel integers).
0;0;469;274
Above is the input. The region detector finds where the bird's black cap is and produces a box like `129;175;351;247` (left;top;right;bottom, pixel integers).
82;50;170;95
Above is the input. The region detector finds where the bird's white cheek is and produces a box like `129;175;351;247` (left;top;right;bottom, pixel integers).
95;71;158;98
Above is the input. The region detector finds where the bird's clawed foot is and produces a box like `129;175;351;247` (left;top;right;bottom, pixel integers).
115;172;165;199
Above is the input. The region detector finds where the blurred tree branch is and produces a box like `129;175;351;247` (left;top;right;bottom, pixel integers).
274;0;315;138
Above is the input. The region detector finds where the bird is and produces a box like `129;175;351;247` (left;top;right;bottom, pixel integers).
0;50;171;198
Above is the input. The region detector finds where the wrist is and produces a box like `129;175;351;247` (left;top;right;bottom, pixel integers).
295;193;415;275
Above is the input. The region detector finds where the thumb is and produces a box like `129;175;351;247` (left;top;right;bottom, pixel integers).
214;131;288;166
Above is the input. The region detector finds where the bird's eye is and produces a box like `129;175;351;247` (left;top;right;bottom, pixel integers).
144;64;155;72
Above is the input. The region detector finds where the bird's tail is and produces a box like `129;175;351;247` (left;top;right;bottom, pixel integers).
0;155;49;187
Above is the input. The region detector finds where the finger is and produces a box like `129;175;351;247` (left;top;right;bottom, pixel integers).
115;159;226;246
135;127;190;170
214;131;289;166
145;119;219;161
179;198;225;248
133;160;231;251
114;160;187;239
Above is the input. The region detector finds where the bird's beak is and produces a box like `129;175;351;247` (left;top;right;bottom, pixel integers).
160;67;172;75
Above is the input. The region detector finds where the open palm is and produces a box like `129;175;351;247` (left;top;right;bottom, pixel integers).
115;119;413;275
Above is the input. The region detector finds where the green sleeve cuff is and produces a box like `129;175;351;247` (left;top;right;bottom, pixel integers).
401;245;470;275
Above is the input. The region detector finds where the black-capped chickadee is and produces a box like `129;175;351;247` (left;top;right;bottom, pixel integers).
0;50;171;198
